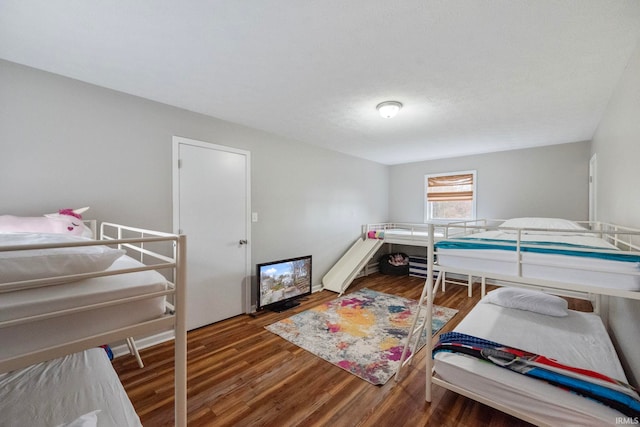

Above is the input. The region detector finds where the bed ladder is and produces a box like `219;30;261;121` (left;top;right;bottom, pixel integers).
394;270;443;381
126;337;144;368
394;225;441;382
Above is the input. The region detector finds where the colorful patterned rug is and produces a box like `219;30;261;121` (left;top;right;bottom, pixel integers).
265;288;458;385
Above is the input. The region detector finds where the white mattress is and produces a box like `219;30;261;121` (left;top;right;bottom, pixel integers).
0;348;141;427
437;230;640;291
382;228;444;245
434;303;633;425
0;255;168;360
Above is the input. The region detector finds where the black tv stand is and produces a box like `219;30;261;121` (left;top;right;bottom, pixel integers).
267;299;300;313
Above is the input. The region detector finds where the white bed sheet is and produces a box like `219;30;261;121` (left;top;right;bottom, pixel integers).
0;348;141;427
381;228;444;245
458;229;618;248
0;255;168;360
436;230;640;291
434;303;632;426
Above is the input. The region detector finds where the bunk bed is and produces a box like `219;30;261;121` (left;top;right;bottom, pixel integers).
323;223;450;295
434;218;640;300
363;222;473;295
0;222;187;427
398;219;640;426
363;222;448;246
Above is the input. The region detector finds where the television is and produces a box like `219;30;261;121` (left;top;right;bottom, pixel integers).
257;255;312;312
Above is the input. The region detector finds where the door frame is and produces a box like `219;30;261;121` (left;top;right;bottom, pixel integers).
172;135;252;314
589;153;597;223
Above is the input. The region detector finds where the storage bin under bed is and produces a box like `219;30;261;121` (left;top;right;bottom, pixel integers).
409;256;428;278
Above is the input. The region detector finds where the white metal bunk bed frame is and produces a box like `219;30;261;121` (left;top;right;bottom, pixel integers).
323;223;445;295
431;219;640;306
0;222;187;427
395;221;640;426
363;222;474;295
363;222;444;245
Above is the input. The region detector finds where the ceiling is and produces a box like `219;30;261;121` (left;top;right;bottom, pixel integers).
1;1;639;165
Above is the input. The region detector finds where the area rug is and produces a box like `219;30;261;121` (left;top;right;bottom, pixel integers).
265;288;458;385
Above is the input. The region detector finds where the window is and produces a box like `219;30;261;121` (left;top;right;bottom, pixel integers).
424;171;476;222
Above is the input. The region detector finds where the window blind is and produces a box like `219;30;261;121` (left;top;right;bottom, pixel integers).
427;173;474;202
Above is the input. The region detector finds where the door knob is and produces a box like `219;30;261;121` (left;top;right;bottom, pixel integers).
239;239;248;245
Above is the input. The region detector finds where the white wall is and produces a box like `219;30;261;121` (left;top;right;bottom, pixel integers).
388;141;591;222
591;40;640;387
0;59;389;289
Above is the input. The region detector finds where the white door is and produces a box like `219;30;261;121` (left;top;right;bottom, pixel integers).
589;154;597;222
173;137;251;330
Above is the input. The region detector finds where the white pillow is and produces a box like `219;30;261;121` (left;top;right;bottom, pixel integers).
56;410;101;427
0;233;125;284
499;217;585;230
481;287;569;317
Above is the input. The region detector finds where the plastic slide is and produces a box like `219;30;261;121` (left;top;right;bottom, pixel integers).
322;237;383;295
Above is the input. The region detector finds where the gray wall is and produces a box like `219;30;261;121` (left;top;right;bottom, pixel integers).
0;59;389;290
591;40;640;387
388;141;591;222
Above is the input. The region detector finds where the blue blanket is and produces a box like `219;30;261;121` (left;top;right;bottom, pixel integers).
434;332;640;417
435;238;640;263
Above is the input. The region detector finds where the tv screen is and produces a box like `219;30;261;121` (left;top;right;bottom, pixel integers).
257;255;312;312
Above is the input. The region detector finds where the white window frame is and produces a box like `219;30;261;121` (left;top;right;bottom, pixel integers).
424;170;477;222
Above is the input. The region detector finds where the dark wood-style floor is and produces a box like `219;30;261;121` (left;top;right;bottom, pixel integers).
113;274;591;427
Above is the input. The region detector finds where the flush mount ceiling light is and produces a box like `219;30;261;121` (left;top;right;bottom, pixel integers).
376;101;403;118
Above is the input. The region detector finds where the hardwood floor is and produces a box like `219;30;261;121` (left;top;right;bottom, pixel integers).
113;274;591;426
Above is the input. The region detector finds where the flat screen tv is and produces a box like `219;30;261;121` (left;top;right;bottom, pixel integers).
257;255;312;312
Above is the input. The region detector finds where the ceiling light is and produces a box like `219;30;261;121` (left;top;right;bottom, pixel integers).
376;101;402;119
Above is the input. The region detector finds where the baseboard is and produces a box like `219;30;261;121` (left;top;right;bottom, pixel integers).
111;330;175;359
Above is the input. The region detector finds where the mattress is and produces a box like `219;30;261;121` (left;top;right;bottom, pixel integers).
0;255;168;360
0;348;141;427
434;303;632;425
436;230;640;291
378;228;444;245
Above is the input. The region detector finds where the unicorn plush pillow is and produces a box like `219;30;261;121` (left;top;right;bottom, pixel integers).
0;207;93;238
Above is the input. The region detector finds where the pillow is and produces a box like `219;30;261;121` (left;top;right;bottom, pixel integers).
480;287;568;317
56;410;101;427
0;233;125;284
367;230;384;239
499;217;586;230
0;207;93;238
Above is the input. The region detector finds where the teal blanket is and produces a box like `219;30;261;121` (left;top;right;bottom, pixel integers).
435;238;640;263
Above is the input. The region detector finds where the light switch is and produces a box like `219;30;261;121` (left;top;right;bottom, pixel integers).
252;212;258;222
